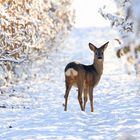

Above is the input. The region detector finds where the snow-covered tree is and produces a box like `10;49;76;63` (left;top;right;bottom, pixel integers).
99;0;140;76
0;0;75;86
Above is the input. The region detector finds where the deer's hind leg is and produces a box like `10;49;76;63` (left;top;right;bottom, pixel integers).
64;78;73;111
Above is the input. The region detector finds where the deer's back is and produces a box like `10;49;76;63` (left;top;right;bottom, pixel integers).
65;62;101;87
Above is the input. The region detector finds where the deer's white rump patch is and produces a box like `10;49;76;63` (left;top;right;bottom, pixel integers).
65;68;78;76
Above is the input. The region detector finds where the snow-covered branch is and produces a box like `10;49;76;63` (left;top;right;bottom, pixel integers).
100;0;140;76
0;57;26;64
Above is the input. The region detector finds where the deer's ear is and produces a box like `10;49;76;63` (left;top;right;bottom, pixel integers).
89;43;97;52
101;41;109;50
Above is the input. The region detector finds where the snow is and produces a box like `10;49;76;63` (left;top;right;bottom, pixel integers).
0;27;140;140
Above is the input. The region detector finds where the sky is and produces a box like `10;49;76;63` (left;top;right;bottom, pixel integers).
72;0;116;27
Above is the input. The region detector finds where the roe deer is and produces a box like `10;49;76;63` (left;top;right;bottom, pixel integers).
64;41;109;112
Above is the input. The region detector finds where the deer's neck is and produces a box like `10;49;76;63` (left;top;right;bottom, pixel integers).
93;60;104;75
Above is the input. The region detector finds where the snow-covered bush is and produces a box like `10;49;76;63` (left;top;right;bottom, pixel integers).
0;0;74;85
99;0;140;76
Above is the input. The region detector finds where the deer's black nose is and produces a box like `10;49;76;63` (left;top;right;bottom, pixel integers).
98;57;102;59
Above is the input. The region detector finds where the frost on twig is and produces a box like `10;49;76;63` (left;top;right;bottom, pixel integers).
0;57;26;64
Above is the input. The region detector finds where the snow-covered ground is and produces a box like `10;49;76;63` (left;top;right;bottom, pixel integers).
0;27;140;140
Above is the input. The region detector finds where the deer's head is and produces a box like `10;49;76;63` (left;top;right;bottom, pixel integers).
89;42;109;62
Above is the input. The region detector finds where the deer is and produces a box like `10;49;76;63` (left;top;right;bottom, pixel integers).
64;41;109;112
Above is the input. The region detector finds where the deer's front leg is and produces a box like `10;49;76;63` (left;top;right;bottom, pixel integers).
89;87;94;112
83;87;88;111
